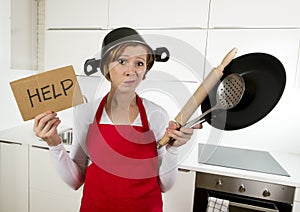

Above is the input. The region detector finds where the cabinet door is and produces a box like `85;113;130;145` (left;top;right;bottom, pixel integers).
296;44;300;89
209;0;300;28
0;141;28;212
29;146;82;212
205;29;300;89
163;169;195;212
293;188;300;212
45;0;109;29
138;29;207;81
109;0;209;29
44;30;106;75
293;201;300;212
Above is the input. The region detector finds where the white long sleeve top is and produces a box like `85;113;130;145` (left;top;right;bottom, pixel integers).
49;96;178;192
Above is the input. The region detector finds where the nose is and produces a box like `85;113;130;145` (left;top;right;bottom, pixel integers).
124;63;138;76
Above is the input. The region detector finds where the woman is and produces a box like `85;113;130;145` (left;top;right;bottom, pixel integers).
33;27;201;212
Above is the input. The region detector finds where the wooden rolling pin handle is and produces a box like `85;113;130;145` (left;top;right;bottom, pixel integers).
157;48;238;149
220;47;238;68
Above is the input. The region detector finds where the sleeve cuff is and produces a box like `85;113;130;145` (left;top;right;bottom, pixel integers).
49;142;65;151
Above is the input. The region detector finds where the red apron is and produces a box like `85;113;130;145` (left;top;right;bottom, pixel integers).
80;94;163;212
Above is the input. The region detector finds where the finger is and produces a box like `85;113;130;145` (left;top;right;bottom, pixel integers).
168;128;191;140
40;117;60;135
172;140;188;147
39;118;60;140
34;111;52;128
41;120;62;146
34;112;58;135
192;123;203;129
179;127;194;136
168;120;179;129
171;136;189;146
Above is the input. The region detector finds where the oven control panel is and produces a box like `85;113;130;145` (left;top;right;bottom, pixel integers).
195;172;295;204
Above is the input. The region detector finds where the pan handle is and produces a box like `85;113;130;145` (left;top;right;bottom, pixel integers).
184;112;208;128
183;107;220;128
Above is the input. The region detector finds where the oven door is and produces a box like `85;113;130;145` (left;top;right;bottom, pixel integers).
193;172;294;212
209;191;279;212
193;188;292;212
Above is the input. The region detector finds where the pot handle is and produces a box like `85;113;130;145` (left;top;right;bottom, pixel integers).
84;47;170;76
154;47;170;62
84;58;100;76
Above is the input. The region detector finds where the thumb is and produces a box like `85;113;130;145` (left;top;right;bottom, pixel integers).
168;120;179;129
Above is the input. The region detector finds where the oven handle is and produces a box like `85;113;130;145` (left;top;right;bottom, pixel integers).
229;201;279;212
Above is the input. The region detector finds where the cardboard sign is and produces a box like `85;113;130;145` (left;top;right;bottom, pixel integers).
10;65;84;121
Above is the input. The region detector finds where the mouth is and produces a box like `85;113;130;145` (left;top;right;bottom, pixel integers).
123;79;136;85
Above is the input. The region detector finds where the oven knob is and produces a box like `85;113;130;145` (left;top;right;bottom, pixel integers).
262;188;271;197
216;179;222;188
239;184;246;193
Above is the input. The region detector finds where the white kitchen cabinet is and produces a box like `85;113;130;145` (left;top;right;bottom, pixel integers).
44;30;106;75
138;29;207;81
45;0;109;29
293;188;300;212
293;201;300;212
29;145;82;212
0;141;28;212
108;0;209;29
163;169;196;212
209;0;300;28
296;43;300;89
205;29;300;89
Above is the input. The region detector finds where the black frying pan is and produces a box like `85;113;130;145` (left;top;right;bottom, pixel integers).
201;52;286;130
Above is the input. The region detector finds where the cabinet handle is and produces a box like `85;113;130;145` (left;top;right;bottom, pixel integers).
31;145;49;150
0;140;22;145
31;144;70;153
178;168;191;172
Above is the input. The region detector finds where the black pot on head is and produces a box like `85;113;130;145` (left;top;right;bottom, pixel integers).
100;27;155;75
84;27;170;76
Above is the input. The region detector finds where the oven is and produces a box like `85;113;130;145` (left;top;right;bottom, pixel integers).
193;172;295;212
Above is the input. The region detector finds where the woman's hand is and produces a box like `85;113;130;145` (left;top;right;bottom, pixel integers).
166;120;202;147
33;111;62;146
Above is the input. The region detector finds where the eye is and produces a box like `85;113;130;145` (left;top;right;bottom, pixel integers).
137;61;145;67
117;58;126;65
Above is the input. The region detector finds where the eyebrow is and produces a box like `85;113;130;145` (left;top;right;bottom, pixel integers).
119;54;146;61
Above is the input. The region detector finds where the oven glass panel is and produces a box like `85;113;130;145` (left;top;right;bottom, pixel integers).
193;188;293;212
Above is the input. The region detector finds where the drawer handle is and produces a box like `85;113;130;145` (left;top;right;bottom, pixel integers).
0;140;22;145
178;168;190;172
31;145;49;150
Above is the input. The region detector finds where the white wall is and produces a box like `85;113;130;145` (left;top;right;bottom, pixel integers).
0;0;21;130
0;0;36;130
0;0;10;70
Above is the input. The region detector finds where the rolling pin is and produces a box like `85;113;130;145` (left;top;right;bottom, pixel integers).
157;47;238;149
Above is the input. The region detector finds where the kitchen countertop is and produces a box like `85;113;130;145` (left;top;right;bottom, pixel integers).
1;123;300;188
179;142;300;188
0;122;72;151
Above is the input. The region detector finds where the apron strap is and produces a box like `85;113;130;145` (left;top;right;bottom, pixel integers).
136;95;150;130
95;94;107;124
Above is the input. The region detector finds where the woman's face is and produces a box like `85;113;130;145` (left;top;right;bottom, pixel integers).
108;45;148;92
